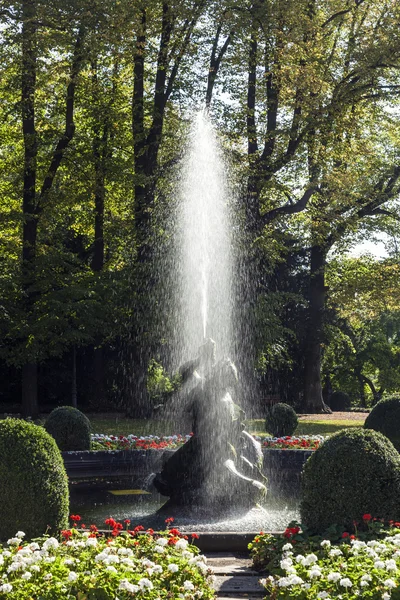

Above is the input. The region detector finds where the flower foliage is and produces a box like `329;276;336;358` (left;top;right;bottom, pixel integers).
0;517;215;599
91;434;192;451
90;433;323;452
260;436;323;450
250;517;400;599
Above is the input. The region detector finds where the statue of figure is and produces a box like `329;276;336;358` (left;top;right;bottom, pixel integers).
154;339;267;513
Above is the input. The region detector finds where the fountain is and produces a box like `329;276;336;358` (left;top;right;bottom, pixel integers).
152;111;266;516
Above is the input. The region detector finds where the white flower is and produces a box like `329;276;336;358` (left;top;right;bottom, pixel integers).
138;578;153;590
339;577;352;588
303;553;318;566
280;558;293;570
176;539;189;550
154;545;165;553
384;579;397;589
374;560;386;570
21;572;32;580
327;572;341;582
119;579;139;593
329;548;343;557
67;571;78;582
382;593;391;600
282;543;293;551
153;565;163;574
43;573;52;581
106;566;118;574
42;538;59;551
15;532;25;539
31;565;40;572
155;537;168;547
7;538;20;545
168;563;179;573
321;540;331;548
277;577;291;587
308;567;322;578
385;559;397;571
361;574;372;582
0;583;13;593
184;581;195;591
360;580;370;587
86;538;97;547
288;575;303;585
317;592;330;599
295;554;305;564
0;556;3;566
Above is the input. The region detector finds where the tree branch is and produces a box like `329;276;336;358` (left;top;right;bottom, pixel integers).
262;185;319;225
39;27;85;205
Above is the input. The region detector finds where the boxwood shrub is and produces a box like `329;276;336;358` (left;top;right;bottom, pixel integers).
0;418;69;540
301;427;400;533
328;390;351;411
265;403;298;437
364;395;400;451
45;406;91;451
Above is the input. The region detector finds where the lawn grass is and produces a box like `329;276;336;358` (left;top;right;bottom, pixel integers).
86;415;366;438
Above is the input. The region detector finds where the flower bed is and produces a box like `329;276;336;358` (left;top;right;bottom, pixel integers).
91;434;192;451
258;435;324;450
249;516;400;599
0;517;215;599
90;433;324;452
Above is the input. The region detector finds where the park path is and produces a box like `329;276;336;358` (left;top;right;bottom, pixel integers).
207;552;265;599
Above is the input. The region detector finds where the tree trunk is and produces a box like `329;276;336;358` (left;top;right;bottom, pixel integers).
21;0;39;417
355;366;366;407
303;244;331;413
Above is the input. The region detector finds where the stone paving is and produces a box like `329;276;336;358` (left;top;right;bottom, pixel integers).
206;552;265;599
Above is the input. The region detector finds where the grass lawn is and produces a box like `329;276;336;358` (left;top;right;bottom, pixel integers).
86;414;366;437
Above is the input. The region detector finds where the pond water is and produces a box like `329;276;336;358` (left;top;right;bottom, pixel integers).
69;487;300;532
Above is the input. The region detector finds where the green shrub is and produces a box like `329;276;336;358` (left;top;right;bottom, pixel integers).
364;395;400;451
329;390;351;411
301;428;400;533
45;406;91;451
265;403;298;437
0;418;69;540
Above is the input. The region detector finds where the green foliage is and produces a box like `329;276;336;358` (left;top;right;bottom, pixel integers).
45;406;91;451
364;396;400;451
301;428;400;533
0;418;69;540
147;359;180;404
265;403;298;437
329;391;351;411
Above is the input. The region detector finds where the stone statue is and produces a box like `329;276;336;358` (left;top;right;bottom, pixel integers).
154;339;267;513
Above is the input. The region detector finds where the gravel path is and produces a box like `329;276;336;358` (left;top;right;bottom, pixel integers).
298;412;368;421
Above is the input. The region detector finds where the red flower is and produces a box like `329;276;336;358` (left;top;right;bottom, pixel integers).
70;514;81;522
61;530;73;540
350;535;356;540
169;528;181;537
165;517;174;524
342;532;350;538
191;533;200;539
105;518;117;529
124;519;131;525
363;514;372;522
90;525;98;532
147;528;154;535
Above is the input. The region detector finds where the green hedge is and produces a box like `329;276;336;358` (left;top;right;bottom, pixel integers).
0;418;69;540
265;403;298;437
45;406;91;451
364;395;400;451
301;428;400;533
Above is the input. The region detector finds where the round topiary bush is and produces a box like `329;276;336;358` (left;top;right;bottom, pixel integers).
265;403;298;437
364;396;400;451
45;406;91;451
329;390;351;411
300;428;400;533
0;418;69;540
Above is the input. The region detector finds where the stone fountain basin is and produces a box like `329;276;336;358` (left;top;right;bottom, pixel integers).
63;447;312;496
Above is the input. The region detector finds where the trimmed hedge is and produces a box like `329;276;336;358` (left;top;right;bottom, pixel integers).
0;418;69;540
265;403;298;437
329;390;351;411
364;396;400;451
45;406;91;451
300;428;400;533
